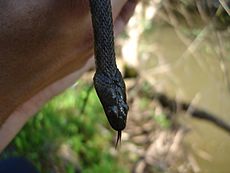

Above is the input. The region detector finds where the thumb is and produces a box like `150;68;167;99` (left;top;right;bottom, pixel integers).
113;0;139;35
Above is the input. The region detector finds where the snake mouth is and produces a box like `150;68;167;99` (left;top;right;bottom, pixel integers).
105;104;127;131
107;115;126;131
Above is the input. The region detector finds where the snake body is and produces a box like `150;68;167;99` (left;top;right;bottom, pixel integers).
89;0;129;145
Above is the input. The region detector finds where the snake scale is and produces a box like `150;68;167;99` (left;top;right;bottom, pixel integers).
89;0;129;146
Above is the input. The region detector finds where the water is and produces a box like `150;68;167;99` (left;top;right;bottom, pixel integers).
140;25;230;173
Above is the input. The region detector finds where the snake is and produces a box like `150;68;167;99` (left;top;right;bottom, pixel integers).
89;0;129;146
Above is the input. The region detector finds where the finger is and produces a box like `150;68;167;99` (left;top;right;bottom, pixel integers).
118;0;139;24
114;0;140;35
111;0;128;19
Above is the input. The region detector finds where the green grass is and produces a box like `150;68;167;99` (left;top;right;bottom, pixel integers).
1;81;128;173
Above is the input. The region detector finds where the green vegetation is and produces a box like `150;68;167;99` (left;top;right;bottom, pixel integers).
153;113;171;129
2;81;128;173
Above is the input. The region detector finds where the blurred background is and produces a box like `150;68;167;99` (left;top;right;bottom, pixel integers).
1;0;230;172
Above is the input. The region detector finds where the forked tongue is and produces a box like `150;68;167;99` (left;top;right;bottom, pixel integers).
115;130;122;149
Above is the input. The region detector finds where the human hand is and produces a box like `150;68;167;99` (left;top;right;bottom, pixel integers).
0;0;138;152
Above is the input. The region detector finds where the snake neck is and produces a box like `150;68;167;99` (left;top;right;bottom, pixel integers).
95;54;117;77
89;0;117;76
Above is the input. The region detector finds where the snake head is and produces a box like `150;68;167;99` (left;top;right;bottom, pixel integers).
106;99;129;131
107;102;128;148
94;70;129;132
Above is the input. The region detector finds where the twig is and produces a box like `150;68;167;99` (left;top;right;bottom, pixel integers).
162;0;191;46
177;24;211;68
80;84;94;114
154;93;230;134
195;0;209;22
215;31;230;92
219;0;230;16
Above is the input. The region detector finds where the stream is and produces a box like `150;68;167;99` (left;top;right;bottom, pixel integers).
140;25;230;173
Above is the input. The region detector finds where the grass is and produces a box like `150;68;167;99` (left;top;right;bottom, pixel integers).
1;81;128;173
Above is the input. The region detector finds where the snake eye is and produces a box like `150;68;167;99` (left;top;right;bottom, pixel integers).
109;106;118;117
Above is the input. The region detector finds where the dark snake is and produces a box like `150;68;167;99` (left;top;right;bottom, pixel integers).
89;0;129;146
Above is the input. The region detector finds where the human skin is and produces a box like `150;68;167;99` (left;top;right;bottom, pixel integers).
0;0;138;152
